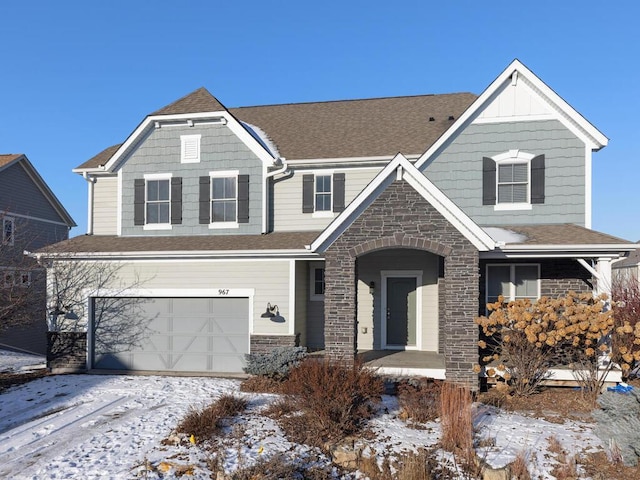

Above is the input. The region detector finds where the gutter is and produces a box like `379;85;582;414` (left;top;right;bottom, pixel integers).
262;159;292;234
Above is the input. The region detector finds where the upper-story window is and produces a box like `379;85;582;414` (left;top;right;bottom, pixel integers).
302;172;345;217
199;172;250;228
134;174;182;229
181;134;201;163
482;150;545;211
486;263;540;307
2;217;14;245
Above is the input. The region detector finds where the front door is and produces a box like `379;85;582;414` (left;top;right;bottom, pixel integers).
384;275;418;349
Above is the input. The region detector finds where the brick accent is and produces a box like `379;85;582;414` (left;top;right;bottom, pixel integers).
250;335;298;353
47;332;87;372
324;180;480;387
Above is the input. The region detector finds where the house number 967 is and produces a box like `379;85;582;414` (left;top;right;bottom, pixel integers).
218;289;230;296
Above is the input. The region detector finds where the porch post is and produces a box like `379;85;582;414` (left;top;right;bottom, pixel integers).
595;257;613;298
323;251;357;362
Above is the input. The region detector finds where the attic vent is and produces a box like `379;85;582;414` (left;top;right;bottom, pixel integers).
448;115;455;121
429;117;435;122
181;134;201;163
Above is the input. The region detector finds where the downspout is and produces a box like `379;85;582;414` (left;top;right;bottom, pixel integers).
82;172;96;235
263;159;291;234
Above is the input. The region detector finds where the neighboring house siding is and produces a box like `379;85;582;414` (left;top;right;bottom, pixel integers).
356;249;439;351
119;124;263;236
423;120;586;226
53;259;292;336
272;167;381;231
92;175;118;235
0;162;63;222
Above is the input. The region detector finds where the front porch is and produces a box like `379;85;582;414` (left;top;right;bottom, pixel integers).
358;350;446;378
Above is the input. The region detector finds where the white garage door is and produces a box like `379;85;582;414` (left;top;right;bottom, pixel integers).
91;297;249;373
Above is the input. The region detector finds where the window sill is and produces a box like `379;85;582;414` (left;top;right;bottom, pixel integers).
209;222;239;229
143;224;173;230
312;211;334;219
493;203;532;211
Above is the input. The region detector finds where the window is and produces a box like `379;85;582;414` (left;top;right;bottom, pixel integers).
2;269;30;288
482;151;545;209
211;175;237;223
302;172;345;215
2;217;14;245
315;175;332;212
181;134;201;163
497;162;528;203
310;267;325;301
146;179;170;224
486;264;540;306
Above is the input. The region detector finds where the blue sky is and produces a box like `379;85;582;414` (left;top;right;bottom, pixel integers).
1;1;638;240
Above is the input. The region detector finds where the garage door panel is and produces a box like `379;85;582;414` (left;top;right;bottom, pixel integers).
92;297;249;373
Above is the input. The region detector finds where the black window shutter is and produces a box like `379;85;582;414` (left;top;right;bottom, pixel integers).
170;177;182;225
332;172;345;212
530;154;545;204
482;157;496;205
134;179;145;225
199;176;210;224
237;174;249;223
302;174;314;213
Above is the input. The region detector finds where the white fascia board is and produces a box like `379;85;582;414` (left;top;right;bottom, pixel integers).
310;153;496;252
101;111;277;172
482;244;638;260
285;154;420;167
34;249;320;261
415;59;607;170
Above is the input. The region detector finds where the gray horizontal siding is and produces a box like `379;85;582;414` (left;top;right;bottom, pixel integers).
423;120;586;226
120;124;264;236
272;167;380;231
92;175;118;235
0;162;66;223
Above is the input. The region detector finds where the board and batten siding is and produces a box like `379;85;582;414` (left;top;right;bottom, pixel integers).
272;167;381;231
92;175;118;235
0;162;64;223
119;123;263;236
423;120;586;226
356;250;439;352
51;259;293;336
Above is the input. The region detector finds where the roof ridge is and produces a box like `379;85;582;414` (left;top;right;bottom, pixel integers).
230;91;476;110
151;87;226;116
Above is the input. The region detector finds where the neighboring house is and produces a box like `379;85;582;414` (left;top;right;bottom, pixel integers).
35;60;637;387
613;242;640;282
0;154;76;355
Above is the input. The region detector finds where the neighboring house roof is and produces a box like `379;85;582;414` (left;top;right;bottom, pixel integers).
75;89;477;169
612;242;640;268
34;231;319;258
0;153;76;228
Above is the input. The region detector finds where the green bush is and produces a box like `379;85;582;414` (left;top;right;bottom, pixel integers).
243;346;307;379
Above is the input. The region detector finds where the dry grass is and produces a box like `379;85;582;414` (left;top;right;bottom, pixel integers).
229;452;336;480
277;358;384;447
397;379;441;423
356;449;453;480
439;382;473;453
261;396;296;419
238;375;283;394
510;450;532;480
176;394;247;440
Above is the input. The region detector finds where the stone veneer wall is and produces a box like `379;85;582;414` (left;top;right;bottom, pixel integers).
47;332;87;372
250;335;298;353
324;180;480;387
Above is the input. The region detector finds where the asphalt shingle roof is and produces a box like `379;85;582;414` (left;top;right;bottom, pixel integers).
0;154;23;168
493;224;631;246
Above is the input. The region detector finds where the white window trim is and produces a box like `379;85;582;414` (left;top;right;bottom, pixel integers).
485;263;541;309
310;266;325;301
143;173;172;230
2;216;15;245
492;150;534;211
312;172;334;218
209;170;239;229
181;134;201;163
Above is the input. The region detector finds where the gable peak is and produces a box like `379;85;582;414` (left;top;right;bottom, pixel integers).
151;87;227;116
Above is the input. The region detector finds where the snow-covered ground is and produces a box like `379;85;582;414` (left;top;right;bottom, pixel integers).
0;349;46;373
0;353;607;479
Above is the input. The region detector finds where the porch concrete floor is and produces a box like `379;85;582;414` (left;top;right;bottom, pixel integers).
358;350;445;370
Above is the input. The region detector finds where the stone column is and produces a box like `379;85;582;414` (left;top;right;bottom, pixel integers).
323;251;357;362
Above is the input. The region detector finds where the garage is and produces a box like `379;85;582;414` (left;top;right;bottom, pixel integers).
91;297;249;373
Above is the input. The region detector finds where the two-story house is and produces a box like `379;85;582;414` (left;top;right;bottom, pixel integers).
36;60;636;386
0;154;76;355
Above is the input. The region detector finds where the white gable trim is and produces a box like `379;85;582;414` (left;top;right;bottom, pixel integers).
310;153;496;253
98;111;277;172
415;60;608;171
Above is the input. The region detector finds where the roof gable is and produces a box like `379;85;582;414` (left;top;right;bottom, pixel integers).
152;87;227;115
416;60;608;171
310;153;496;252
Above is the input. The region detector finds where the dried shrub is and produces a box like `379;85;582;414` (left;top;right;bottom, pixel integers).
243;346;307;379
261;396;297;419
230;452;336;480
397;378;441;423
510;450;532;480
279;358;383;446
239;375;283;394
611;276;640;379
439;382;473;455
357;449;451;480
176;394;247;440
